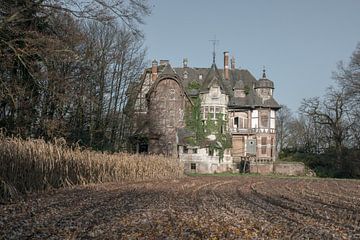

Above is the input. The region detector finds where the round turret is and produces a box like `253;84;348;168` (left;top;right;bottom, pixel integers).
254;69;274;89
255;79;274;89
255;68;274;99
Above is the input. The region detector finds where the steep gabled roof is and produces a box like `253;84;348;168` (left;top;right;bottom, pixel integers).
146;63;194;105
158;63;177;76
200;63;226;93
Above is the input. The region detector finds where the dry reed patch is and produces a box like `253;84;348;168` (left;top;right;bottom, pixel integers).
0;136;183;202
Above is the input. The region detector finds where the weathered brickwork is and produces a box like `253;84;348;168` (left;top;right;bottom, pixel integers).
148;76;190;156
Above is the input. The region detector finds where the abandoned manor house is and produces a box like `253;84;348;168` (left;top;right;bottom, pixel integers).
127;51;285;174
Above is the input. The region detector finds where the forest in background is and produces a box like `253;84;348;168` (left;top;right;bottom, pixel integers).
0;0;150;151
276;44;360;178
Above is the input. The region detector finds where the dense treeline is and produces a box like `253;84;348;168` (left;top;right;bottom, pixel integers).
0;1;150;151
277;43;360;178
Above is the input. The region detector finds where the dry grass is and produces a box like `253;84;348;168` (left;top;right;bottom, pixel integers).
0;136;183;202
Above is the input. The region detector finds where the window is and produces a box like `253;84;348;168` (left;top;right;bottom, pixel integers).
234;117;239;128
169;89;176;100
261;137;267;155
209;148;214;156
183;146;188;154
211;86;219;98
193;148;198;154
260;111;269;128
234;89;245;98
209;106;215;119
204;107;209;119
191;163;196;170
239;112;248;129
260;88;270;97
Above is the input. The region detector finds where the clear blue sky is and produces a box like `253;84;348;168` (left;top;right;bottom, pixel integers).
142;0;360;111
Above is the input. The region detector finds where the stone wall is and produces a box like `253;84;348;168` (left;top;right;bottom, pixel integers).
249;163;274;174
183;161;305;176
183;162;235;174
180;147;233;174
273;162;305;176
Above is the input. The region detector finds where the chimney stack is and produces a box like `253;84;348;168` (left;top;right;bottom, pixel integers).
159;60;169;66
224;51;229;80
151;60;158;81
231;56;235;70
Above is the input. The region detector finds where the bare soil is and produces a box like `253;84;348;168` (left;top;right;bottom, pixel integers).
1;175;360;239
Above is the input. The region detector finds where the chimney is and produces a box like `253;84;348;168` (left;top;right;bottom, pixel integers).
231;56;235;70
151;60;158;81
224;51;229;80
183;58;188;68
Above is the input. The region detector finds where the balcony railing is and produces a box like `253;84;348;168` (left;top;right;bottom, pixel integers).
231;128;276;134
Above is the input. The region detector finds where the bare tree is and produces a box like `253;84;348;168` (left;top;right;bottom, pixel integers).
335;43;360;102
276;104;293;154
299;87;353;167
0;1;149;151
334;42;360;148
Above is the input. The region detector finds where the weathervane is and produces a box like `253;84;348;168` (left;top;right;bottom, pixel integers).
262;65;266;78
209;35;219;64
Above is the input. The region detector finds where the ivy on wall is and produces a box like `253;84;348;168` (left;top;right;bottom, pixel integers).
184;97;205;145
187;80;201;91
185;92;232;161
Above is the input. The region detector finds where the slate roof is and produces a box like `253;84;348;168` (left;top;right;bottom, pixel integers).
147;61;280;109
199;63;226;93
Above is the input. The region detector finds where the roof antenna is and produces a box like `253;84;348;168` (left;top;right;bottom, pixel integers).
262;65;267;78
209;35;219;64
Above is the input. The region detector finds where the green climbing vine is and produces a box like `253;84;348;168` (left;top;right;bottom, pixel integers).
185;96;232;161
184;97;205;145
205;113;232;161
187;80;201;91
244;85;250;95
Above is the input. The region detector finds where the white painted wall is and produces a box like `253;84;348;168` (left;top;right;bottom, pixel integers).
270;110;275;118
270;119;275;129
200;85;229;107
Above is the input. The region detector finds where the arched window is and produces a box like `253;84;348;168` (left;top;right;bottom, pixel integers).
239;112;248;129
234;113;248;129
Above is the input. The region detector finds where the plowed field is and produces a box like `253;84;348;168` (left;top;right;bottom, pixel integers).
1;176;360;239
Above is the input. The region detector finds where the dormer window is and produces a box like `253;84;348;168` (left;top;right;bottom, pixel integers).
210;85;220;99
199;74;203;80
183;71;188;79
234;89;245;98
